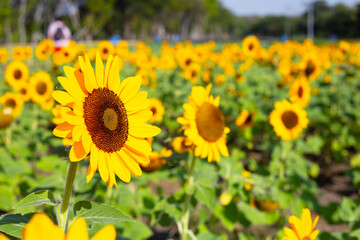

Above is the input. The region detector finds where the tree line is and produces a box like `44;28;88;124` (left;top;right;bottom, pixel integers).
0;0;358;44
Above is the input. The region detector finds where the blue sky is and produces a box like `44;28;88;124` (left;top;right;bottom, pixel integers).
220;0;359;16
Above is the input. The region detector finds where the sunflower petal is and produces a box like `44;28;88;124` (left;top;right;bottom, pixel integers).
52;90;75;106
107;56;120;92
95;52;104;88
66;217;89;240
119;76;141;103
112;152;131;183
53;122;74;138
84;55;98;93
118;150;142;177
70;141;88;162
104;55;114;87
91;225;116;240
90;144;99;171
98;152;109;182
57;76;85;101
128;123;161;138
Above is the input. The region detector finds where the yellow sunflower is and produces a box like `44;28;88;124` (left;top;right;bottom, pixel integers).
242;36;261;57
171;136;193;153
98;40;115;60
177;84;229;162
16;82;32;102
0;48;10;63
181;63;201;84
141;147;172;173
269;100;309;141
5;60;29;90
148;98;165;123
0;92;24;118
29;71;54;105
35;39;54;61
282;208;319;240
52;53;161;187
12;46;24;60
23;46;33;60
21;213;116;240
214;74;226;86
299;54;321;81
0;108;14;129
289;76;311;108
235;110;255;130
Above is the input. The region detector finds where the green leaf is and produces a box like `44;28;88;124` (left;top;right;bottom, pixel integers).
0;214;30;238
194;179;215;209
13;190;58;210
120;221;153;240
73;200;134;226
0;186;14;211
197;231;227;240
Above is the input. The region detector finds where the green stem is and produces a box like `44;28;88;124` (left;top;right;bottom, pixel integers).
279;141;292;180
58;161;78;232
5;126;11;147
32;104;39;130
181;151;197;240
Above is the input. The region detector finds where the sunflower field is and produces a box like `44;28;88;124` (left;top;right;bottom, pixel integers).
1;36;360;240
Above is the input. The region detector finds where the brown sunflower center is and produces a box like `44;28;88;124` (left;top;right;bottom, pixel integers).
83;88;128;153
298;86;303;98
36;82;47;95
103;48;109;54
150;107;157;115
281;110;298;129
196;102;225;142
244;114;253;125
64;52;69;57
305;60;315;77
185;58;192;66
191;70;197;77
20;88;27;95
5;98;16;108
14;69;22;80
249;43;254;51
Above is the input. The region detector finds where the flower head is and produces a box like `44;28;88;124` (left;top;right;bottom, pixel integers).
177;84;229;162
52;53;160;187
282;208;319;240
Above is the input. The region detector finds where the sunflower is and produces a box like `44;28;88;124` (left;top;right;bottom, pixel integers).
29;71;54;105
269;100;309;141
181;63;201;84
299;54;321;81
21;213;116;240
235;110;255;130
282;208;319;240
172;136;193;153
0;48;10;63
12;46;24;60
148;98;165;123
202;70;211;83
214;74;226;86
289;76;311;108
0;108;14;129
219;192;233;206
35;39;54;61
52;45;76;65
5;60;29;90
23;46;33;60
253;198;279;212
16;82;32;102
177;48;197;70
177;84;229;162
98;40;115;60
141;147;172;173
242;36;261;57
0;92;24;118
52;53;161;187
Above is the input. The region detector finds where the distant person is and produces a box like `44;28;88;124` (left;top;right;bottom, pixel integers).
47;20;71;50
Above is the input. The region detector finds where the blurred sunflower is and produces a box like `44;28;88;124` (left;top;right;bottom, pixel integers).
16;82;31;102
289;76;311;108
98;40;115;60
269;100;309;141
235;72;246;83
35;39;54;61
235;110;255;130
52;53;160;187
219;192;233;206
282;208;319;240
29;71;54;107
181;63;201;84
5;60;29;90
0;48;10;63
300;54;321;81
0;92;24;118
12;46;24;60
202;69;211;83
177;84;229;162
242;36;260;57
141;147;172;173
214;74;226;86
253;198;279;212
171;136;193;153
23;46;33;60
0;108;14;129
21;213;116;240
148;98;165;123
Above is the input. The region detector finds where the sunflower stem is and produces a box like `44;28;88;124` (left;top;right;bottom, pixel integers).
181;151;197;240
32;104;39;130
58;161;78;232
5;126;12;147
279;141;292;179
